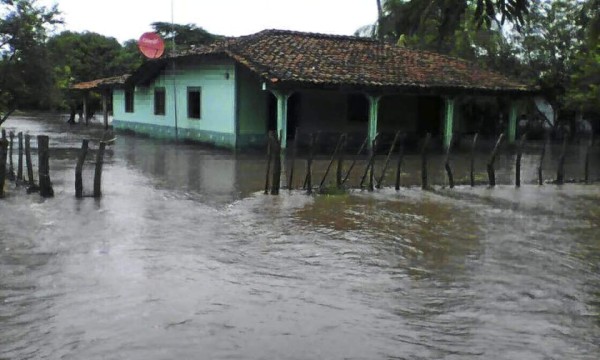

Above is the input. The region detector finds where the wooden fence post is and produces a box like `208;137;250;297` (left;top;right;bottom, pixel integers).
336;134;347;189
305;133;315;194
584;135;593;184
360;135;379;190
487;133;504;187
93;141;106;197
75;139;89;198
342;135;368;186
264;132;272;195
0;138;7;198
288;129;298;191
421;133;431;190
395;136;405;190
556;137;567;185
515;134;526;187
270;132;281;195
444;133;454;188
319;133;346;191
24;134;36;191
8;131;14;180
538;136;547;185
17;132;23;182
470;133;479;187
377;131;401;189
37;135;54;197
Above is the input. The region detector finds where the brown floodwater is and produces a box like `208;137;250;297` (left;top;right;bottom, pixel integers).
1;115;599;359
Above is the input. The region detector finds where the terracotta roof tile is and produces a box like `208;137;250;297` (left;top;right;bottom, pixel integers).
71;74;130;90
218;30;530;92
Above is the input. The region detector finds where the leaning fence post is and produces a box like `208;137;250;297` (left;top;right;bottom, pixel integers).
24;134;36;191
584;135;593;184
0;138;7;198
17;132;23;182
8;131;15;180
515;134;526;187
37;135;54;197
342;135;368;185
556;137;567;185
444;133;454;189
421;133;431;190
360;135;378;190
377;131;401;189
487;133;504;187
319;133;346;191
93;141;106;198
75;139;89;198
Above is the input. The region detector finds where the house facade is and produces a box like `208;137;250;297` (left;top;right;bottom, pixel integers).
80;30;534;150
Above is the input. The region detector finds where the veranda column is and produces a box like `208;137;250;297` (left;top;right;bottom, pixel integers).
272;90;291;149
508;100;518;144
443;97;455;150
367;95;381;149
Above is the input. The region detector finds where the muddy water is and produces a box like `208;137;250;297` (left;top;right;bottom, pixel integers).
1;115;599;359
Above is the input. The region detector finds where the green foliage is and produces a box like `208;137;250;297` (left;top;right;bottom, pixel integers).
378;0;529;50
373;0;599;120
0;0;62;114
151;22;221;53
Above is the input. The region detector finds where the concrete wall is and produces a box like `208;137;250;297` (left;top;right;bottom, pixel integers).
113;59;237;148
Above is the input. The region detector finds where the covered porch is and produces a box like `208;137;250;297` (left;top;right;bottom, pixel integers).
242;85;524;152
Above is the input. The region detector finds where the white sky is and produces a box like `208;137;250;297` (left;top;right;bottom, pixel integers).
40;0;378;43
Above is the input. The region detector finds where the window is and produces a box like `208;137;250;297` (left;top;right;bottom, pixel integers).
154;87;166;115
347;94;369;123
125;88;134;113
187;87;201;119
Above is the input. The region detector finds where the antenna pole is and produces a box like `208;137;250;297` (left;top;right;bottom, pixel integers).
171;0;179;141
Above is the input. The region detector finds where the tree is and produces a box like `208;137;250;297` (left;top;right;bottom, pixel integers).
377;0;530;52
0;0;61;121
46;31;144;120
150;22;221;53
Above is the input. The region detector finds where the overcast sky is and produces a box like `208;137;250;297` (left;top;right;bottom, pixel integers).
40;0;378;43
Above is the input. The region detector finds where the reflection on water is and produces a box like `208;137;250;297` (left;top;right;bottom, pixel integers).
1;115;599;359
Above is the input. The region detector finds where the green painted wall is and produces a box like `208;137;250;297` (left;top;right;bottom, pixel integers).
237;65;268;135
113;59;237;147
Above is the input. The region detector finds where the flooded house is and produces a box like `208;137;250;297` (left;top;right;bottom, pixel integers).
74;29;533;150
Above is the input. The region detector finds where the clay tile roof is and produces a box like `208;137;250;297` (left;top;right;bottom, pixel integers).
71;74;130;90
172;29;529;93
